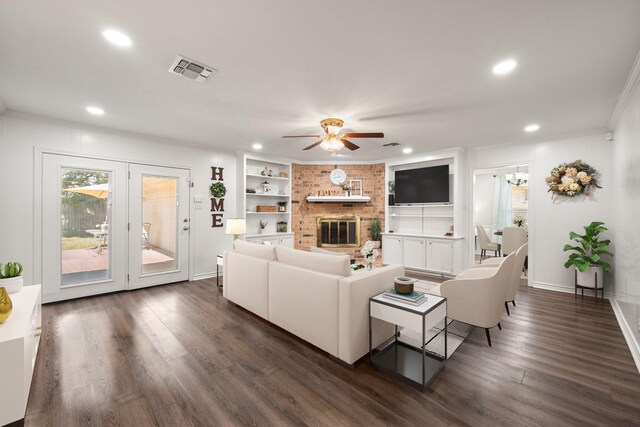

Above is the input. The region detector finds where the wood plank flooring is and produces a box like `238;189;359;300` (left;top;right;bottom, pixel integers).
25;278;640;426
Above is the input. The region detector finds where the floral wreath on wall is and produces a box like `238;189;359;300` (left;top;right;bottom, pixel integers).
545;160;601;198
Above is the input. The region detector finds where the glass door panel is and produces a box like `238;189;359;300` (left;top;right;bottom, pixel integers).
61;168;111;285
42;154;127;303
142;176;178;275
128;164;190;290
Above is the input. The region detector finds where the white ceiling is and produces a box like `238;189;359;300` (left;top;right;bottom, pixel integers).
1;0;639;161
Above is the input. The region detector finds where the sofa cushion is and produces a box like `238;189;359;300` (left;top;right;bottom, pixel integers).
275;246;351;277
310;246;346;256
234;239;277;261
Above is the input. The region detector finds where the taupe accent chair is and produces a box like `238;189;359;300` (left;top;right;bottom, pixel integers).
473;243;528;315
427;252;516;346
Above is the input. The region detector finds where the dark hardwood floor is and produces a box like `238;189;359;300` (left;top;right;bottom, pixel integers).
25;278;640;426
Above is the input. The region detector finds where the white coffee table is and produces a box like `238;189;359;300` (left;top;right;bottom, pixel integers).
369;291;447;391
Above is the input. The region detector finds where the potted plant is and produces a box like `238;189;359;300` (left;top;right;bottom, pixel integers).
0;261;23;293
367;218;382;249
210;182;227;198
513;216;526;227
258;220;268;234
276;201;288;212
563;221;613;289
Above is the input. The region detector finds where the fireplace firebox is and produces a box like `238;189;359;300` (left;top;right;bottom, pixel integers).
316;216;360;247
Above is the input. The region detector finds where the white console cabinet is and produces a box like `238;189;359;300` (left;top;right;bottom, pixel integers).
382;234;461;275
0;285;42;426
246;233;295;247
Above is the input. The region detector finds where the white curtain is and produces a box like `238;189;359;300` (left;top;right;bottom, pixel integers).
492;175;512;233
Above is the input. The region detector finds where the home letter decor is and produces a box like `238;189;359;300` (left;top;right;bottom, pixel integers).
210;166;225;227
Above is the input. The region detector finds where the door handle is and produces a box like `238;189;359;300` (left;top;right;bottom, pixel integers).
183;226;190;231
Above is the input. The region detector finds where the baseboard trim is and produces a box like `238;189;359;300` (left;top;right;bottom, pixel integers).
193;271;220;281
610;298;640;374
532;281;611;299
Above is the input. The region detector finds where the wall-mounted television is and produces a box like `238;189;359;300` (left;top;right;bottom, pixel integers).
394;165;450;204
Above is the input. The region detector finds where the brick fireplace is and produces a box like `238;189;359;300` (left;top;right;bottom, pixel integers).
291;163;385;260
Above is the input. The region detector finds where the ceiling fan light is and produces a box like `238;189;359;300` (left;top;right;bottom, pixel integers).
327;125;341;135
320;135;344;153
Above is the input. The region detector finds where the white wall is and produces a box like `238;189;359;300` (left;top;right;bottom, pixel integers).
611;73;640;368
0;113;238;285
469;132;614;293
473;174;494;229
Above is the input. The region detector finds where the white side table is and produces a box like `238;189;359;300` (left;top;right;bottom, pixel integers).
369;291;447;391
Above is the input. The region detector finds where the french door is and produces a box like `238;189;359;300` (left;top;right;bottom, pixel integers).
41;154;190;303
128;164;190;289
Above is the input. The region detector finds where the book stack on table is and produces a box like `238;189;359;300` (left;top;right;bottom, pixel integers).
382;289;427;306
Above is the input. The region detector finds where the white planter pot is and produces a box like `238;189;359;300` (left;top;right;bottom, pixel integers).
0;276;23;294
372;241;381;249
576;265;603;289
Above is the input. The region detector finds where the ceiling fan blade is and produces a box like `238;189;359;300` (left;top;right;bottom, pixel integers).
302;140;323;150
282;135;321;138
340;138;360;151
341;132;384;138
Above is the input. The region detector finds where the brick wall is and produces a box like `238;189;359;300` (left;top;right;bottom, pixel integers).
291;163;385;262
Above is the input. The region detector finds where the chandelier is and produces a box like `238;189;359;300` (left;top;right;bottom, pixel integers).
506;167;528;186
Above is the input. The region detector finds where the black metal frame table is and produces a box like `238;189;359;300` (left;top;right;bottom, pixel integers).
369;292;447;391
216;254;223;288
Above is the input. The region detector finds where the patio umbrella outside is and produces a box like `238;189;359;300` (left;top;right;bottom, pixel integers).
64;183;110;224
64;183;109;199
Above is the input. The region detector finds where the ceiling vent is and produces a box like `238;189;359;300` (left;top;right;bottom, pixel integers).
169;55;217;82
383;142;400;147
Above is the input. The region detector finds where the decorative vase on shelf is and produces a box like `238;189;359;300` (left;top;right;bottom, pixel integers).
0;287;13;324
366;260;373;270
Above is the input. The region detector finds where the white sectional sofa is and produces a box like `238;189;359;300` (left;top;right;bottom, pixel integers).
223;240;404;365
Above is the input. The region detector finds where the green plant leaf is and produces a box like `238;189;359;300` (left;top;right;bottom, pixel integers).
576;262;590;272
563;244;585;253
569;231;583;241
590;254;600;263
600;261;612;272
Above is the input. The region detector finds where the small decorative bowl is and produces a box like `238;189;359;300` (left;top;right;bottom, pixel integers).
394;276;417;294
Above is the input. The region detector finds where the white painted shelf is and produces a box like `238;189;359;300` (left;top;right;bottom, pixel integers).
306;196;371;203
246;174;289;181
246;211;289;215
246;193;290;198
245;232;294;238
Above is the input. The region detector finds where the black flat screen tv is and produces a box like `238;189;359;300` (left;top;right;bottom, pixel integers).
394;165;450;204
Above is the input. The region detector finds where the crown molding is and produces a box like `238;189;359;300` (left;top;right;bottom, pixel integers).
608;49;640;131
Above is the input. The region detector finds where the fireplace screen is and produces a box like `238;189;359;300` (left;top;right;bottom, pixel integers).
317;216;360;247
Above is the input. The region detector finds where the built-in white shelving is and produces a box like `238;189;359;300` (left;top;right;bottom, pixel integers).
240;154;294;238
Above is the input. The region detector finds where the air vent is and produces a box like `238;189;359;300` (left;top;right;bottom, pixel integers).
383;142;400;147
168;55;217;82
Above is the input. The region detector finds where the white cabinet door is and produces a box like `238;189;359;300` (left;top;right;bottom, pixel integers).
278;236;294;247
262;237;279;246
382;236;403;265
426;239;453;273
403;237;426;269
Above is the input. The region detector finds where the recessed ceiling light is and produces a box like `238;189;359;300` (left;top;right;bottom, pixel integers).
402;148;413;154
102;29;132;47
524;124;540;132
86;106;105;116
252;143;262;150
492;59;517;75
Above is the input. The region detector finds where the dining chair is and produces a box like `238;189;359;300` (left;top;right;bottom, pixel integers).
501;227;527;256
476;224;501;262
